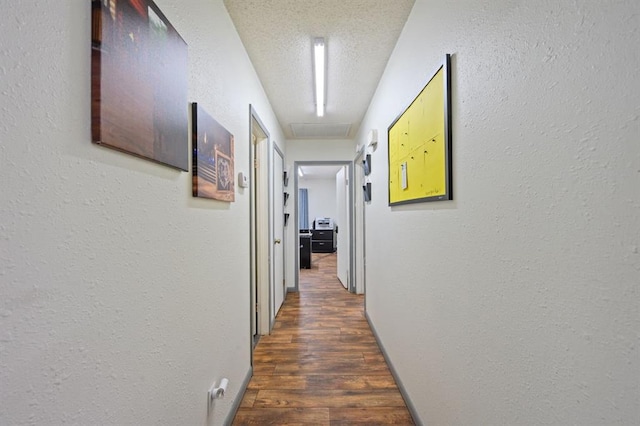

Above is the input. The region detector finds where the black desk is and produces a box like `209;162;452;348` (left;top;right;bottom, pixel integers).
312;229;335;253
299;234;311;269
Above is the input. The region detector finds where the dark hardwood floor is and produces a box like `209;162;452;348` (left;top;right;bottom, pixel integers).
232;252;414;425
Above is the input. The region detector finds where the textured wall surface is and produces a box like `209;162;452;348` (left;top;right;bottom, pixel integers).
0;1;283;424
359;0;640;424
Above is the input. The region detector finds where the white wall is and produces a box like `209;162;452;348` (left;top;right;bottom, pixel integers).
359;0;640;424
285;139;357;165
299;177;337;227
284;139;355;290
0;1;284;425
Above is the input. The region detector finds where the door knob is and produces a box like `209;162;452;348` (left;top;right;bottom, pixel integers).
274;239;281;244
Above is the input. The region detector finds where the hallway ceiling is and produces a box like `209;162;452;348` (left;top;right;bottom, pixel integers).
299;165;342;179
223;0;415;140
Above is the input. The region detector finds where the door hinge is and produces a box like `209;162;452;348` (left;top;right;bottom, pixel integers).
254;159;259;169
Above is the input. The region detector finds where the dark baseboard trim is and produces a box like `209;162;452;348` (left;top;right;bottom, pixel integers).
223;366;253;426
365;311;423;426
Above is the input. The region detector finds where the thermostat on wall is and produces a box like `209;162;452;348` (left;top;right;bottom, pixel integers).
367;129;378;151
238;172;249;188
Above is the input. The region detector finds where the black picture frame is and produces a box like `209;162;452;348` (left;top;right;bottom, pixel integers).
363;154;371;176
363;182;371;202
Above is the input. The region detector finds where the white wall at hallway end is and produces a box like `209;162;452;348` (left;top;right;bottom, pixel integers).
358;0;640;425
286;139;356;163
299;177;338;227
0;1;284;425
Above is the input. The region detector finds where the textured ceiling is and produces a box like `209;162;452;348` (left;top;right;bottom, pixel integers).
223;0;415;140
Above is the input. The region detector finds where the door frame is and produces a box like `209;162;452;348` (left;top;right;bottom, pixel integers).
353;146;367;295
272;144;286;322
293;160;355;293
249;105;272;354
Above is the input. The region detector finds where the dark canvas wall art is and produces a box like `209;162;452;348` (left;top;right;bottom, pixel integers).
91;0;188;171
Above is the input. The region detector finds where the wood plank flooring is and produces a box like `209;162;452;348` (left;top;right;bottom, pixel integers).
232;252;414;425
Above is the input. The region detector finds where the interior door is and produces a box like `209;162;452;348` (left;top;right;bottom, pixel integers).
354;153;365;294
250;138;257;339
258;139;270;334
336;166;349;289
273;148;285;315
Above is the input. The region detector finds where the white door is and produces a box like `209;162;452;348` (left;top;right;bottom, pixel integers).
354;154;365;294
273;148;285;315
250;139;257;338
256;136;270;335
336;166;349;289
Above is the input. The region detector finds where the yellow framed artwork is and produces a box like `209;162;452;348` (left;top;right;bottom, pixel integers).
388;54;452;205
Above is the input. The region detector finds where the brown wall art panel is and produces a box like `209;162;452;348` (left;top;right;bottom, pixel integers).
91;0;188;171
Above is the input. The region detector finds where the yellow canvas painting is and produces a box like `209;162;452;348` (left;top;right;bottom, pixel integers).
388;54;452;205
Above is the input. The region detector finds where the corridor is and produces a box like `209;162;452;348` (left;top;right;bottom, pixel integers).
232;252;414;425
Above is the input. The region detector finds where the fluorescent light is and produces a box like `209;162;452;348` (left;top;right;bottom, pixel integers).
313;37;325;117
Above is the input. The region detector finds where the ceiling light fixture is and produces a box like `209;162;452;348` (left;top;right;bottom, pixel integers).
313;37;326;117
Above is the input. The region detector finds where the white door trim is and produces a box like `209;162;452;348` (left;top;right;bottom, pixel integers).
249;106;272;343
293;160;355;293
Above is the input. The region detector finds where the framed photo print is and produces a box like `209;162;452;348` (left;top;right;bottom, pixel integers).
191;103;235;202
